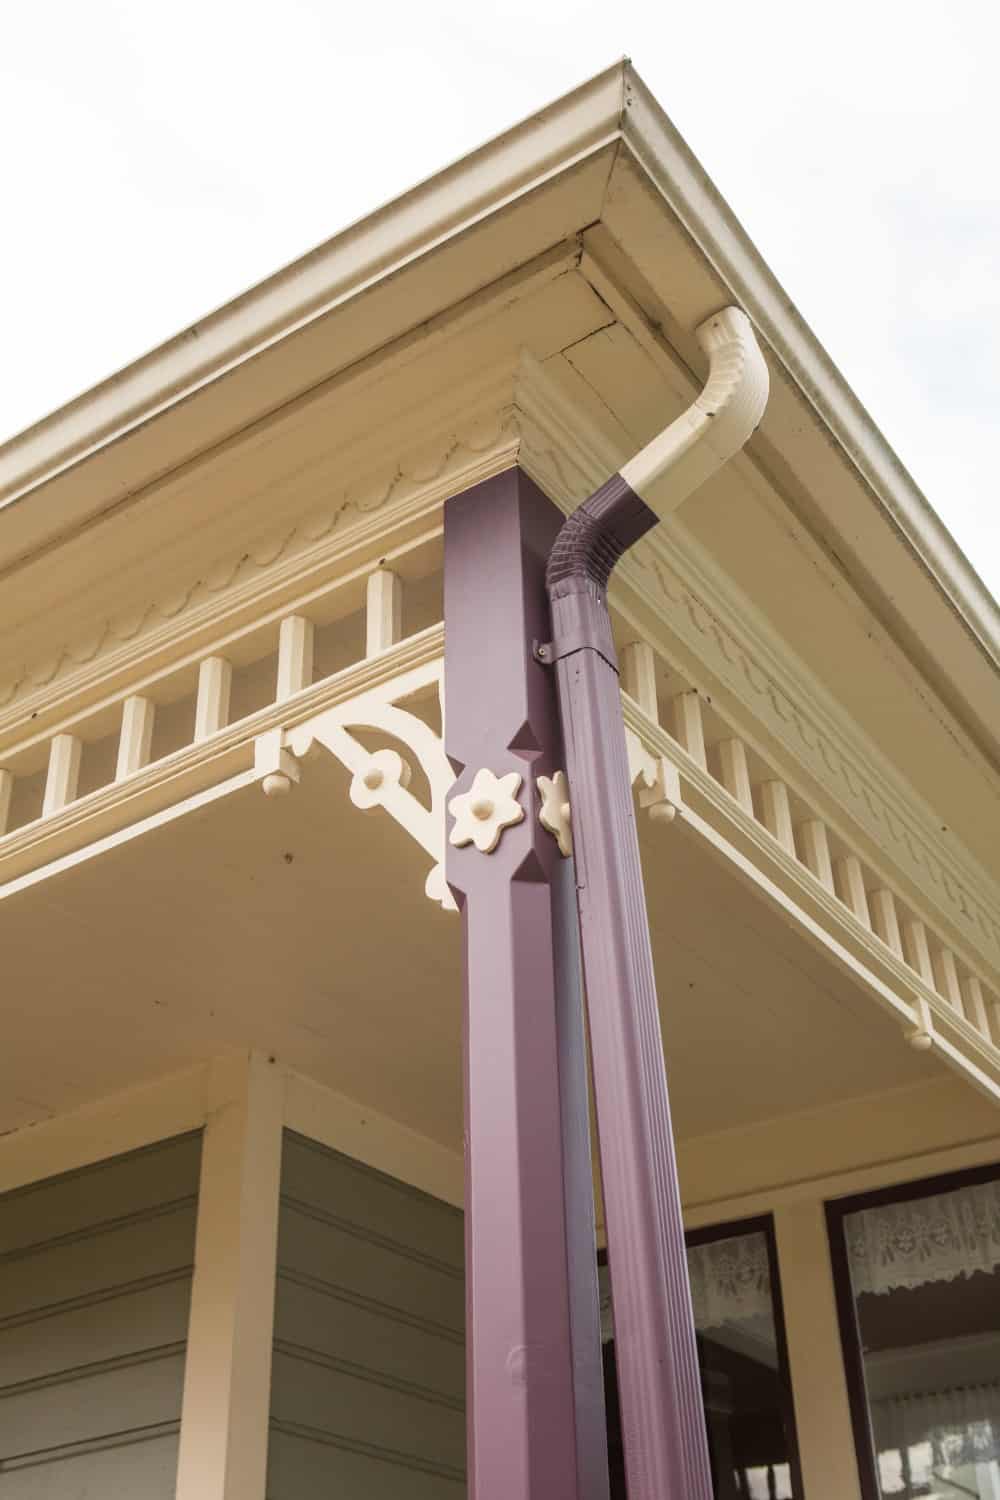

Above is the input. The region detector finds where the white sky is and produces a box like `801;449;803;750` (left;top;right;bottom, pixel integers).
3;1;998;597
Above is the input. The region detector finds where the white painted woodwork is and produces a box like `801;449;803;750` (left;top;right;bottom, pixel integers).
931;946;963;1011
175;1053;285;1500
621;640;658;719
286;657;456;910
902;918;936;988
717;737;753;815
276;616;314;702
773;1203;863;1500
759;779;795;855
0;768;11;835
798;819;835;891
870;889;903;956
670;690;707;768
961;974;992;1038
834;855;871;928
42;733;82;817
365;567;403;657
196;657;233;741
115;694;155;780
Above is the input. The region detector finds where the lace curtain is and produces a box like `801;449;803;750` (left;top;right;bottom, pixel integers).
847;1180;1000;1296
599;1231;773;1341
872;1384;1000;1466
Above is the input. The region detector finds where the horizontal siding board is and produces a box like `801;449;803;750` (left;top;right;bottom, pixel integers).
271;1132;467;1495
267;1423;465;1500
0;1135;201;1255
0;1201;197;1319
0;1429;180;1496
0;1348;187;1459
0;1132;200;1495
274;1276;464;1400
282;1133;463;1270
270;1348;465;1469
0;1276;193;1389
278;1206;464;1334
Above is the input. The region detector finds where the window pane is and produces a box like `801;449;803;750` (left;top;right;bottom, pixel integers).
842;1176;1000;1499
599;1226;800;1499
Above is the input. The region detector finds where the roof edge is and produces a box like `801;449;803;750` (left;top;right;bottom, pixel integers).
0;62;628;511
620;63;1000;673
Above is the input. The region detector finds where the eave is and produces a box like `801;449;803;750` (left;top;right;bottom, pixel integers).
0;58;997;770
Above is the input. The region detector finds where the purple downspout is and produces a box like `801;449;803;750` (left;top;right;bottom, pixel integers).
546;472;714;1500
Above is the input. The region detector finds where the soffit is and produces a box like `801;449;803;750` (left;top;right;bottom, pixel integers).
0;752;937;1143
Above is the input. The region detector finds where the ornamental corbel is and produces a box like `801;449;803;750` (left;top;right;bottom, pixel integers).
625;729;679;824
257;660;458;911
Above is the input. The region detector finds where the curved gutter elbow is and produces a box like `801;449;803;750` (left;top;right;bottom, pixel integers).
546;307;768;616
620;306;769;517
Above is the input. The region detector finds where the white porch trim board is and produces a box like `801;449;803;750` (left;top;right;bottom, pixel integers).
174;1052;285;1500
774;1203;862;1500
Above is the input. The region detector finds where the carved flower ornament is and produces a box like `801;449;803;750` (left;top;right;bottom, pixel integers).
448;768;525;853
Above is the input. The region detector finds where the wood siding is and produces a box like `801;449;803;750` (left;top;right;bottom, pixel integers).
269;1131;465;1497
0;1133;201;1496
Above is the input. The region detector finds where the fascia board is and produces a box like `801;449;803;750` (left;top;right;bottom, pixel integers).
617;65;1000;706
0;63;626;565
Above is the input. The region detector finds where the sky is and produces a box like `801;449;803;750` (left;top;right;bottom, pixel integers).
3;0;998;598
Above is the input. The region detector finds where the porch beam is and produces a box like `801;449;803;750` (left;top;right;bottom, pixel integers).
175;1051;285;1500
444;468;607;1500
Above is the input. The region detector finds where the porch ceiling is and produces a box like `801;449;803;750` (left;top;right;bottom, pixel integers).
0;757;938;1146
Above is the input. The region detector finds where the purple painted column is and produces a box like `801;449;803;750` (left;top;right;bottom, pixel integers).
444;469;608;1500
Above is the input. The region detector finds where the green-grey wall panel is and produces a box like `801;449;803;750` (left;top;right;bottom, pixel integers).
269;1132;466;1497
0;1133;201;1494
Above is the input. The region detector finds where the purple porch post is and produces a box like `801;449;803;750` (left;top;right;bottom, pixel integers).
444;469;609;1500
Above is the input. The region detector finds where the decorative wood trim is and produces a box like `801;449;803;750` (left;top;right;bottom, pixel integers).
276;615;314;702
760;779;795;855
513;354;1000;979
0;767;10;835
622;695;1000;1100
116;694;155;780
175;1051;285;1500
366;568;403;656
0;628;443;895
195;657;233;741
43;732;81;815
285;654;455;909
834;856;871;929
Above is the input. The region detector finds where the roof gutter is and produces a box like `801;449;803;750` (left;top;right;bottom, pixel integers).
545;306;768;1500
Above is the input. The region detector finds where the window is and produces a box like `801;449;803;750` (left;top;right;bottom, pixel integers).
827;1164;1000;1500
599;1217;803;1499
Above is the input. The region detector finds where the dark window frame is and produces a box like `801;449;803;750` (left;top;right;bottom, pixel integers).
600;1212;804;1500
825;1158;1000;1500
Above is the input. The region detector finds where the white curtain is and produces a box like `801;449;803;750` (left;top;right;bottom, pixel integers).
847;1180;1000;1296
686;1232;772;1332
